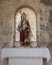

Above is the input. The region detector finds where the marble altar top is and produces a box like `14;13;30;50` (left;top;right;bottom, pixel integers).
1;48;51;62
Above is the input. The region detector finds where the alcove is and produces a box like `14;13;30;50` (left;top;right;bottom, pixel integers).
14;6;37;47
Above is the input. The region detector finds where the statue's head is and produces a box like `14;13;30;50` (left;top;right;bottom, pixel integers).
21;12;26;20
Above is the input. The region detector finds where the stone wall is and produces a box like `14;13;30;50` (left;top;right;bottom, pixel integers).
0;0;52;65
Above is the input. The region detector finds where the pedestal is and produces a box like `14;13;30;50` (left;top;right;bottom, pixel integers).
9;58;43;65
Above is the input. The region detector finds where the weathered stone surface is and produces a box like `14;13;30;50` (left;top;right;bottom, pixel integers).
40;0;52;5
0;0;52;65
49;10;52;23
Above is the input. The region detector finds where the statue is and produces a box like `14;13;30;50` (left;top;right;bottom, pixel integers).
17;12;33;47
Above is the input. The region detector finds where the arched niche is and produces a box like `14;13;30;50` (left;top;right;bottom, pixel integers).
14;5;37;47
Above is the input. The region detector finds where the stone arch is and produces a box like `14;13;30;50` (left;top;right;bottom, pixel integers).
14;5;38;47
14;5;37;16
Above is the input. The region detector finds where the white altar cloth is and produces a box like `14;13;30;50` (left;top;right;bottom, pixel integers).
1;48;51;62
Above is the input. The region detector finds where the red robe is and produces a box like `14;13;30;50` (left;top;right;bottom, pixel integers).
18;20;31;45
